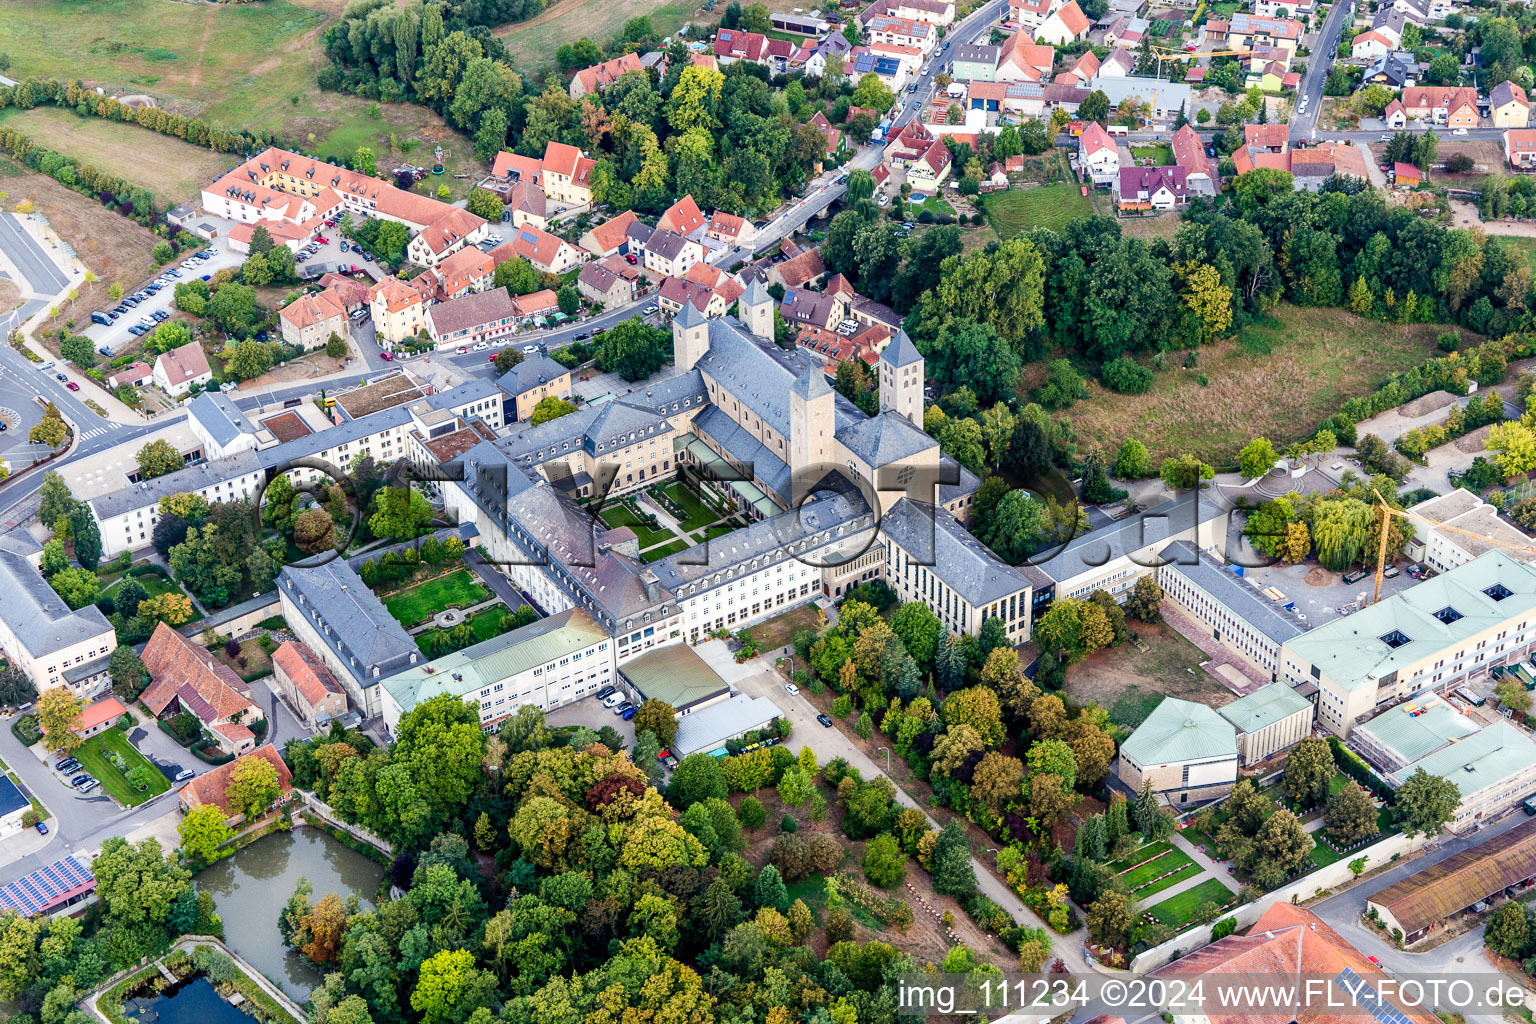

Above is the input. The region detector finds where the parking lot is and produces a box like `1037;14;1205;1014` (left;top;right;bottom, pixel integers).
82;242;242;355
545;691;638;749
1234;558;1422;629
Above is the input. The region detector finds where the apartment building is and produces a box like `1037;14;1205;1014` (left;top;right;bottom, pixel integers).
368;277;428;347
0;546;115;697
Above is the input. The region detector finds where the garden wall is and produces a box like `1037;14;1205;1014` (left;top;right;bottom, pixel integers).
1128;829;1429;972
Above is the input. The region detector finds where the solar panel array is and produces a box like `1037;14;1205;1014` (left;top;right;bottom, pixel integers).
0;856;94;917
1336;967;1415;1024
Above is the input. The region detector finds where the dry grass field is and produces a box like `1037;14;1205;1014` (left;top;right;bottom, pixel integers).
0;108;235;206
1065;304;1457;463
497;0;700;70
0;156;162;347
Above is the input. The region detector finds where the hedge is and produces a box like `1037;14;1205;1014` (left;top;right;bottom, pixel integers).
1328;735;1396;804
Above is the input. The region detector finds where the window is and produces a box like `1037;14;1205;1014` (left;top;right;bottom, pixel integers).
1379;630;1411;650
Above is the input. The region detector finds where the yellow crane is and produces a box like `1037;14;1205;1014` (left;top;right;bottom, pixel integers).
1150;46;1257;57
1368;488;1536;604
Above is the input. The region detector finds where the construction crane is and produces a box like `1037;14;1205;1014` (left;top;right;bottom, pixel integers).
1368;488;1536;604
1147;46;1255;79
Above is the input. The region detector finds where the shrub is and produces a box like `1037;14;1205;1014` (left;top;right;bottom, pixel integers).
832;694;853;718
780;814;798;833
1100;356;1154;395
1437;331;1460;352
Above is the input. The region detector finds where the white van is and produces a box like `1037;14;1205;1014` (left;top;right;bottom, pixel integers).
602;692;625;709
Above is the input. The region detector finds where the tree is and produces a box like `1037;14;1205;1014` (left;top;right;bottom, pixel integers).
1037;359;1087;409
494;258;540;295
60;335;96;368
669;753;728;807
557;285;580;316
136;439;183;480
225;340;276;381
1487;903;1531;959
633;699;678;746
1238;437;1280;480
1114;439;1151;479
776;766;813;806
1497;677;1533;716
140;592;194;626
465;187;503;221
108;645;148;702
861;834;907;887
1394;768;1460;838
529;396;576;425
1086;891;1133;948
1180;261;1233;343
1124;575;1163;623
754;863;790;910
38;472;74;528
370;486;434;541
67;504;101;570
225;755;282;819
293;508;338;555
411;949;477;1024
91;837;191;927
352;146;378;177
1282;736;1334;808
206;283;264;336
1160;453;1214;489
49;568;99;610
178;803;234;864
1489;421;1536;478
326;333;348;359
1324;782;1379;848
28;410;68;449
36;688;83;753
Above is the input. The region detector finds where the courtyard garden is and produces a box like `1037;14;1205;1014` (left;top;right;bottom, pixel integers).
1140;878;1237;931
596;474;751;561
72;727;169;807
382;570;490;629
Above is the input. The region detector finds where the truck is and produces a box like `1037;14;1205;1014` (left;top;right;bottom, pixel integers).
872;119;890;143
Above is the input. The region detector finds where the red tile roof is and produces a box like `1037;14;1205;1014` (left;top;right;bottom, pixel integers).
1049;0;1089;35
280;289;347;331
155;342;211;386
573;52;644;94
75;697;126;734
180;744;293;818
1244;123;1290;150
141;623;256;722
659;195;706;236
584;210;639;254
271;641;345;709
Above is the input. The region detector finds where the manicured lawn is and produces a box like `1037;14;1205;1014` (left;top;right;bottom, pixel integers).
1142;878;1236;929
1118;847;1196;889
1131;861;1205;899
382;570;489;628
980;182;1095;237
692;524;739;543
71;729;169;807
1309;835;1348;869
1132;144;1175;165
467;606;514;642
1068;303;1458;462
101;570;204;624
212;637;273;682
1110;841;1172;870
599;503;678;549
640;539;691;562
660;482;729;532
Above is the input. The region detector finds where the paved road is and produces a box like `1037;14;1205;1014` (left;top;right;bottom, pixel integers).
1289;0;1354;141
0;215;70;295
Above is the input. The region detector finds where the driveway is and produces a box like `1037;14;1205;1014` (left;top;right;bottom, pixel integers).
546;697;636;748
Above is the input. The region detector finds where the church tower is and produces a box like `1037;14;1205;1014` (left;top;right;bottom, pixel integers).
740;276;774;342
789;364;835;506
672;300;710;373
879;329;924;428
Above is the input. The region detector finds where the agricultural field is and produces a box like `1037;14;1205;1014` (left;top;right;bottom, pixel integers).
979;181;1095;238
0;0;481;195
0;107;236;206
495;0;699;71
1068;304;1457;463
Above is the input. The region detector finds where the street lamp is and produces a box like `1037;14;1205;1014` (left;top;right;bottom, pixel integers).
876;746;891;771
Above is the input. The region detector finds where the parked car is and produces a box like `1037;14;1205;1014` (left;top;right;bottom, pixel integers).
817;713;833;728
66;382;79;391
79;780;99;794
643;304;659;314
98;347;111;357
1453;127;1468;135
603;692;624;708
594;686;616;701
614;701;635;716
340;242;350;252
621;706;638;720
625;253;638;264
784;683;799;696
34;822;47;835
522;344;539;354
379;351;394;361
70;774;91;788
55;373;68;382
175;768;196;782
91;312;111;326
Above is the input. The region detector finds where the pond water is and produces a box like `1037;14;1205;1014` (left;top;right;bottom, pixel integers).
196;826;385;1000
123;976;251;1024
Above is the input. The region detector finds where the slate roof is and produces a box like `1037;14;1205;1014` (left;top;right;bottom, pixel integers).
838;410;938;467
498;354;570;397
91;449;264;520
880;498;1031;605
1120;696;1237;766
1031;490;1225;585
880;329;923;368
0;550;113;659
188;392;256;449
278;560;419;685
1160;540;1307;644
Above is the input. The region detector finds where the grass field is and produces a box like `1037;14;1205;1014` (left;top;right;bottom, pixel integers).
1133;861;1205;899
101;571;204;624
600;503;678;549
1067;622;1227;728
383;570;489;628
659;482;727;531
72;730;169;807
496;0;699;71
1498;236;1536;272
0;0;482;196
1131;144;1174;165
1117;847;1196;889
1309;835;1347;869
1068;304;1454;462
0;107;235;206
640;539;691;562
751;603;823;650
1142;878;1235;929
980;182;1095;237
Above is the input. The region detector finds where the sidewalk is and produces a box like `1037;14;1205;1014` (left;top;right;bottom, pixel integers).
1167;828;1240;894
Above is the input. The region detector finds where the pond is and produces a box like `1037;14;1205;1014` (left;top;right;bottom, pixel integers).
123;976;252;1024
196;826;385;1000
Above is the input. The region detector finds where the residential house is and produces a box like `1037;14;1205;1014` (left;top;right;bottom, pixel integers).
1010;0;1062;31
1117;165;1189;210
369;277;428;347
848;49;912;91
714;29;770;63
804;34;853;77
511;289;560;322
1094;47;1134;79
279;288;349;350
706;211;750;246
767;245;828;289
685;263;744;309
1171;124;1216;192
498;354;574;421
861;0;955;26
1102;15;1150;48
1245;123;1290;152
569;52;645;99
178;745;294;823
1401;85;1479;125
657;276;719;317
427;289;521;349
430;246;495;301
153;342;213;398
806;111;846;162
72;697;127;740
577;261;635;307
1368;7;1410;47
643;228;704;278
1227;12;1302;61
1037;0;1090;44
1078;121;1120;182
908;138;954;192
1254;0;1313;16
140;623;263;755
504;226;584;275
1383;0;1452;26
106;362;153;389
1058;50;1099;84
1042;82;1092;114
502;178;549;231
951;43;1000;82
1360;51;1415;89
270;640;349;730
658;194;708;237
1508;127;1536;167
1494;80;1531;128
404;207;488;267
866;16;936;57
780;287;845;333
1384;97;1408;127
996;35;1054;81
316;273;370;314
540;142;596;206
579;209;640;259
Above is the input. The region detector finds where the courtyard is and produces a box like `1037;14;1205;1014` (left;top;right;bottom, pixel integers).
596;475;750;563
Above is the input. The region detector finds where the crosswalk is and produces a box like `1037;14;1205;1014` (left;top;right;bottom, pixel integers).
76;426;109;442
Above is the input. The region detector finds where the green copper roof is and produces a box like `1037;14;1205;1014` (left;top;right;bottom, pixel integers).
1217;682;1312;734
1120;697;1237;766
1282;550;1536;693
1391;720;1536;798
1355;691;1479;765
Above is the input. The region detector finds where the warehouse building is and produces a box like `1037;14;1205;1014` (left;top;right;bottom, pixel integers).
1367;817;1536;944
671;694;784;757
1157;540;1308;680
1116;696;1238;805
1216;681;1314;765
